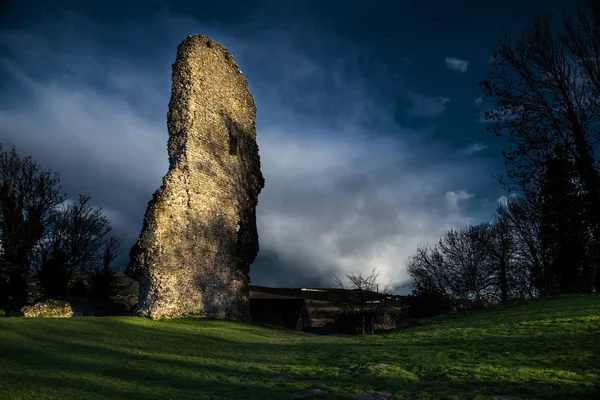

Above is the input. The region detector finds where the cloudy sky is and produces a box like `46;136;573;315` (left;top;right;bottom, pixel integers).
0;0;578;293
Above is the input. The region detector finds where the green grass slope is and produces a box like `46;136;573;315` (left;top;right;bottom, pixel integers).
1;295;599;400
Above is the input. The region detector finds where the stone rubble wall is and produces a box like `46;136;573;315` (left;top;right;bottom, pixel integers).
127;35;264;320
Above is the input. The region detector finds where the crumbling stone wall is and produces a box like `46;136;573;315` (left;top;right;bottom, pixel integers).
126;35;264;320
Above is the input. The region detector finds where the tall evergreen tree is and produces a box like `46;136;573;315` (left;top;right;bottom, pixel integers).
539;146;590;294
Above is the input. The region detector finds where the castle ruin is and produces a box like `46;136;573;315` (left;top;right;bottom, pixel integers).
126;35;264;320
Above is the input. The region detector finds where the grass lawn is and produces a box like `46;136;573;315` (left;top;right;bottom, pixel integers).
1;295;599;400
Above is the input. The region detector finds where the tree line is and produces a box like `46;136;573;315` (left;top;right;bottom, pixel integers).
0;144;120;315
407;1;600;313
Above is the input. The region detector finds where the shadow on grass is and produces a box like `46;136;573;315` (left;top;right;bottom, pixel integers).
3;328;307;399
1;308;599;399
0;368;293;400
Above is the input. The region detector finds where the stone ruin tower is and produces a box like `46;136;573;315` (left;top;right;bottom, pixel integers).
126;35;264;320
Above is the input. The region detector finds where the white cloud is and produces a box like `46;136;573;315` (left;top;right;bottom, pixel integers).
457;142;489;156
474;97;483;106
445;190;474;212
445;57;470;72
496;193;519;206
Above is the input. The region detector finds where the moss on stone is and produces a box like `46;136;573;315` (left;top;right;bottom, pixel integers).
21;299;74;318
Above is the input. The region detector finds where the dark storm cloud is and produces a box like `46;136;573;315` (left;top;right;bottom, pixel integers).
0;8;493;289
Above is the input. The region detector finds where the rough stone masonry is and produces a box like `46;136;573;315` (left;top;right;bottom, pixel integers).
126;35;264;320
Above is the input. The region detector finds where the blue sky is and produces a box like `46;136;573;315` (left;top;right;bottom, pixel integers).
0;0;579;292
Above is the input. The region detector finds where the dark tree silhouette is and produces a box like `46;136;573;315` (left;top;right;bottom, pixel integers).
539;146;590;294
37;248;70;299
471;219;514;304
480;11;599;199
333;269;393;334
407;226;501;308
404;274;453;319
89;236;121;302
480;2;600;292
35;194;116;297
495;194;547;297
0;144;64;312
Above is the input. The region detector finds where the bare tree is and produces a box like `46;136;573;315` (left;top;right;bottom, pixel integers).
407;189;586;310
406;243;451;297
0;144;64;311
333;269;393;334
89;235;122;302
496;195;547;297
471;218;516;304
35;194;116;296
407;225;503;310
481;12;599;197
480;2;600;291
439;226;496;308
561;0;600;122
101;236;121;271
0;144;64;267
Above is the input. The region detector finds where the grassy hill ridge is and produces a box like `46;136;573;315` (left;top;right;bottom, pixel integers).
1;294;599;399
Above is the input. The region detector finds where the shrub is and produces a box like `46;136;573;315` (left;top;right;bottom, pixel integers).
403;285;453;320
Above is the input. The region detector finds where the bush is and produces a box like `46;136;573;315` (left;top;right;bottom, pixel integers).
374;311;400;330
403;286;453;320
